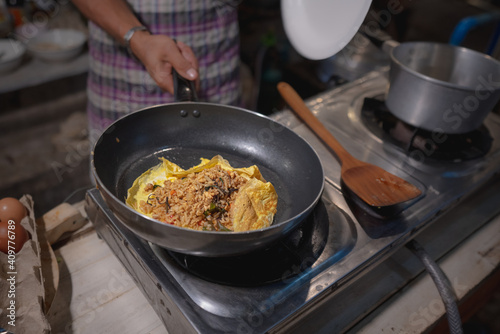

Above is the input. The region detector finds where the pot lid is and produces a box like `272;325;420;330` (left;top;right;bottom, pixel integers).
281;0;372;60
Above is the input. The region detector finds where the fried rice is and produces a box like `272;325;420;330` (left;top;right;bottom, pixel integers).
139;164;248;231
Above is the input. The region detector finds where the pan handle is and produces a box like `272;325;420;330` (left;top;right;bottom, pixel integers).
173;68;198;102
359;24;400;54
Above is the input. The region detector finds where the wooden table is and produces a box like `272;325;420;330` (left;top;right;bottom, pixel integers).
44;198;500;334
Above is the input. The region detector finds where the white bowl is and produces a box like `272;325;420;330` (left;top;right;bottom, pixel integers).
27;29;87;62
0;39;26;73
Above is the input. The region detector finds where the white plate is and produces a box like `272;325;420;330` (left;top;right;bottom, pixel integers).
281;0;372;60
27;29;87;62
0;39;26;73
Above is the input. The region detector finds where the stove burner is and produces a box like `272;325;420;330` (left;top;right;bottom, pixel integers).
361;97;493;161
167;200;329;287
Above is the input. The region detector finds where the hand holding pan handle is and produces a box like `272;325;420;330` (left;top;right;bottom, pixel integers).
173;68;198;102
172;38;198;102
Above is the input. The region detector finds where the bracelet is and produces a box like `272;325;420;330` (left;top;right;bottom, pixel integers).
123;26;148;60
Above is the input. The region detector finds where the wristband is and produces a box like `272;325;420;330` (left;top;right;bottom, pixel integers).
123;26;148;60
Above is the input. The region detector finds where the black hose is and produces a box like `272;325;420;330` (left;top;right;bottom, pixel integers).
406;239;463;334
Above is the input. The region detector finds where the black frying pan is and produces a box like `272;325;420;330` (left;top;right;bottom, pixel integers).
92;77;324;257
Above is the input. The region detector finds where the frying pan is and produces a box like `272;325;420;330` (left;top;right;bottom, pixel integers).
363;27;500;134
92;77;324;257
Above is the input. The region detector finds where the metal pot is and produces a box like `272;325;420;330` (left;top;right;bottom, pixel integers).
364;29;500;134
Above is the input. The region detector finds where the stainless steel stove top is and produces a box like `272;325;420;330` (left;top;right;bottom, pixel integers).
85;69;500;334
275;69;500;208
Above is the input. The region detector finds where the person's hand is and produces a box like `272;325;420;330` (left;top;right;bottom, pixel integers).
130;31;199;95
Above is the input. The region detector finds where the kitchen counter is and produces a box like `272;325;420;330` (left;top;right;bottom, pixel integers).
0;51;88;94
45;176;500;333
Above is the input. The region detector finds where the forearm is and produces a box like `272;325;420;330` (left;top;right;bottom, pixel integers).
72;0;199;93
71;0;143;43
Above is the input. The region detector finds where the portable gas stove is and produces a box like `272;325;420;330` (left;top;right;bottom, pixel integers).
85;69;500;333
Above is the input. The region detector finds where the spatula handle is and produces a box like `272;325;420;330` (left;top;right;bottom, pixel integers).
277;82;353;165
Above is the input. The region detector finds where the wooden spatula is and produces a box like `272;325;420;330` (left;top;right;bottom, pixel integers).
277;82;422;207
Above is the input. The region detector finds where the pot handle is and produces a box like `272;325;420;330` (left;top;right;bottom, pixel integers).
359;25;400;54
173;68;198;102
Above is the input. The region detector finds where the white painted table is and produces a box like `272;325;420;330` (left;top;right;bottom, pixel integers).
43;200;500;334
47;228;168;334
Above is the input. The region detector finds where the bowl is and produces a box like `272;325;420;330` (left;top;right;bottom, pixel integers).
0;39;26;73
27;29;87;62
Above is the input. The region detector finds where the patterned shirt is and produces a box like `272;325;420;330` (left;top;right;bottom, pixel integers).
87;0;241;145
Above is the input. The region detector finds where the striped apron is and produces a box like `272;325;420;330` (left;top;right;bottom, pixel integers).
86;0;241;146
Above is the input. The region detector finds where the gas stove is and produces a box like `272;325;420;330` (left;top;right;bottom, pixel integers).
85;69;500;333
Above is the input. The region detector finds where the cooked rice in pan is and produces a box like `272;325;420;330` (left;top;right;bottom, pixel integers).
139;165;247;231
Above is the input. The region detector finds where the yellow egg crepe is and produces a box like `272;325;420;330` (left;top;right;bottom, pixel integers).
126;155;278;232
